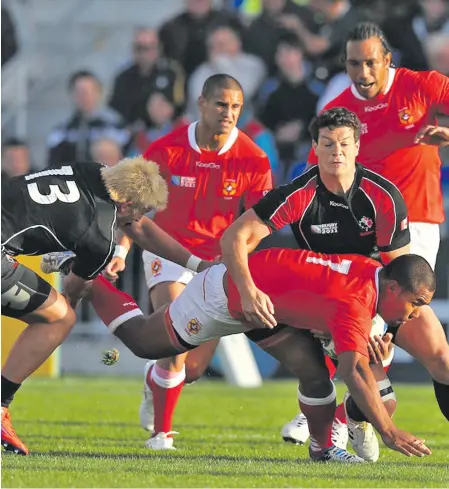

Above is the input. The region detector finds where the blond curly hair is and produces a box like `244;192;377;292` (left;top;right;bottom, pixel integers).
101;156;168;213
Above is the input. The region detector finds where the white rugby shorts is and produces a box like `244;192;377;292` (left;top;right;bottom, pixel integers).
409;222;440;270
166;263;248;347
142;250;196;290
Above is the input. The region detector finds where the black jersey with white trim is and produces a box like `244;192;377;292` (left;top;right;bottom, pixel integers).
253;164;410;256
1;162;117;280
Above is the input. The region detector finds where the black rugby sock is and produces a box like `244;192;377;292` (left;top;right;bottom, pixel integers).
433;379;449;421
1;375;21;408
345;395;368;422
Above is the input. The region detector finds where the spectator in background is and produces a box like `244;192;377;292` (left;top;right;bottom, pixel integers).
109;28;185;126
47;71;130;166
243;0;315;76
159;0;243;78
130;91;190;156
282;0;363;82
1;138;31;178
1;6;18;66
90;138;123;167
259;33;318;171
413;0;449;40
187;24;266;120
425;32;449;76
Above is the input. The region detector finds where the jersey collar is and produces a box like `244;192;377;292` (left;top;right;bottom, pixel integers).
187;121;239;155
350;67;396;101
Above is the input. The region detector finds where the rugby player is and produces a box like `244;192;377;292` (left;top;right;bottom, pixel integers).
89;248;435;461
106;74;273;450
1;156;212;455
303;21;449;432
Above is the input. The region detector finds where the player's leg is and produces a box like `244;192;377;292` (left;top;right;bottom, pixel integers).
1;254;76;455
401;222;449;420
249;326;363;462
392;305;449;420
140;251;208;449
90;275;186;359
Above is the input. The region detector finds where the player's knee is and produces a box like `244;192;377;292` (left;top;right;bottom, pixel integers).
185;364;206;384
298;378;333;399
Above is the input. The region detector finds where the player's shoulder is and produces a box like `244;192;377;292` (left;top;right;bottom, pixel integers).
290;165;319;189
321;86;355;112
358;164;403;198
144;124;189;158
233;129;269;160
395;67;445;88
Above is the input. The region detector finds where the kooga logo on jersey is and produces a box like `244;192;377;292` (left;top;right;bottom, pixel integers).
196;161;220;169
365;103;388;112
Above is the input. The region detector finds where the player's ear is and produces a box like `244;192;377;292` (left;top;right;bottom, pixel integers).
198;94;206;112
355;139;360;156
387;279;400;297
384;52;392;68
312;140;318;154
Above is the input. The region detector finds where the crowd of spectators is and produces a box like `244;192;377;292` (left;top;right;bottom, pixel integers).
2;0;449;184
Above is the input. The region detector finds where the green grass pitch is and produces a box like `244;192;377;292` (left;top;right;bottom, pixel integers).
2;377;448;487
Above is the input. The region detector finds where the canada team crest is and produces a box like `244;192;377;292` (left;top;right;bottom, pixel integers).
151;258;162;277
359;216;373;232
223;179;237;197
186;318;202;335
398;108;414;125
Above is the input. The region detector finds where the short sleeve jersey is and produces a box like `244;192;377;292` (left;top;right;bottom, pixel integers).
144;122;273;260
308;68;449;224
227;248;381;358
1;162;117;280
253;164;410;256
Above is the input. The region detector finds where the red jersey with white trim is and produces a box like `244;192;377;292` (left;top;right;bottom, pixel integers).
227;248;381;358
144;122;273;260
308;68;449;223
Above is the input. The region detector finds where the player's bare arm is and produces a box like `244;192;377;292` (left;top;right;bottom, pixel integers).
123;216;214;273
62;272;93;309
414;125;449;147
338;350;431;457
220;209;276;329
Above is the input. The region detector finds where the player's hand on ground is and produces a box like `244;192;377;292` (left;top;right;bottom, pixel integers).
103;257;126;282
381;429;431;457
368;333;393;364
414;125;449;147
241;287;277;329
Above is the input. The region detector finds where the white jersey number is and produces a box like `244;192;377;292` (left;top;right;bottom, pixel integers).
27;180;81;205
305;256;353;275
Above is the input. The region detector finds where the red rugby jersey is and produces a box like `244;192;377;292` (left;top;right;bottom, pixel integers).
144;123;273;259
227;248;381;358
308;68;449;223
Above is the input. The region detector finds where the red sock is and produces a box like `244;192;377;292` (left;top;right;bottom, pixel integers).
298;383;336;450
325;355;337;378
334;401;347;424
91;275;143;333
148;364;186;435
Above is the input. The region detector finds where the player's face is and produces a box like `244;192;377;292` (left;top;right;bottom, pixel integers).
345;38;392;99
198;88;243;135
313;126;359;177
378;282;434;328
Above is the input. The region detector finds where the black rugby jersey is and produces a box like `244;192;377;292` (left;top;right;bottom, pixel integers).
1;162;117;280
253;164;410;256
